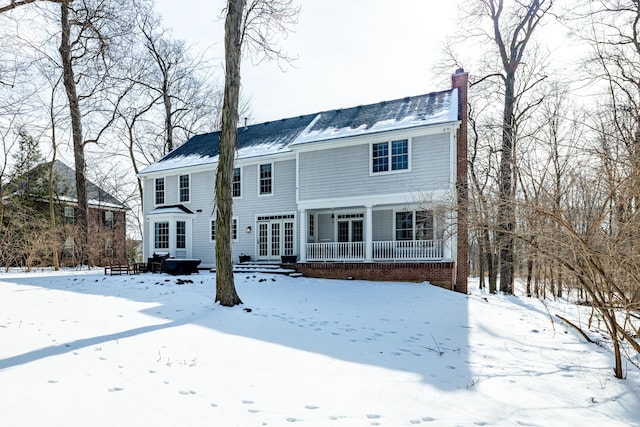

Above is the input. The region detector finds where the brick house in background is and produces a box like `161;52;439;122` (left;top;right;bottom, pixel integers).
138;70;469;292
8;160;128;267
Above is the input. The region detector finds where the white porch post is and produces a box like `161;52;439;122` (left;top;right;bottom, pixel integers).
299;208;307;262
443;210;453;259
365;205;373;261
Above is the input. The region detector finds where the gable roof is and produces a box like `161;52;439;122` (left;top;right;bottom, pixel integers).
8;160;127;210
140;88;459;175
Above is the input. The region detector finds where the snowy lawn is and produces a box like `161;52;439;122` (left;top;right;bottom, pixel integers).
1;270;639;426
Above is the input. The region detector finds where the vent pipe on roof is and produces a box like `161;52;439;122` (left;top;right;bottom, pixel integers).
244;117;248;130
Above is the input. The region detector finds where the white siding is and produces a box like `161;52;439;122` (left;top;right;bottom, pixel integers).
298;133;451;201
143;158;299;267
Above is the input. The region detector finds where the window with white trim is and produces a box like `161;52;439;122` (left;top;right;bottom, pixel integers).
155;178;165;205
395;210;435;241
154;222;169;249
103;211;115;228
179;175;190;203
176;221;186;249
210;218;238;241
64;206;76;225
372;139;409;173
259;163;272;195
232;167;241;198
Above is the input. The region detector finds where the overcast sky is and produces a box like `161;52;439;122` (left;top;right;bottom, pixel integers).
154;0;462;124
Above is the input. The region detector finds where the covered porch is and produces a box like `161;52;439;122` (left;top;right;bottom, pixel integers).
298;202;453;263
305;239;444;262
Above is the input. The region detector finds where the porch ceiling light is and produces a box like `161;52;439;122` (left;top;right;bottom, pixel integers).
246;226;252;233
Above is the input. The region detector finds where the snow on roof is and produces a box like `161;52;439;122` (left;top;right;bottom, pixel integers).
147;205;195;215
139;89;459;176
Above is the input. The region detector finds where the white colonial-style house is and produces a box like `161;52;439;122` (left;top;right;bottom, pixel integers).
138;69;469;292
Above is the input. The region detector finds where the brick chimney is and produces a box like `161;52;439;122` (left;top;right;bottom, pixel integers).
452;68;469;294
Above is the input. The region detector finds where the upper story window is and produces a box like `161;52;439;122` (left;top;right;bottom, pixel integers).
103;211;115;228
155;178;165;205
372;139;409;174
232;167;241;198
179;175;190;203
64;206;76;225
259;163;272;195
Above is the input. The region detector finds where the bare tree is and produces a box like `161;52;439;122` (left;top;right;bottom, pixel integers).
215;0;246;307
215;0;299;306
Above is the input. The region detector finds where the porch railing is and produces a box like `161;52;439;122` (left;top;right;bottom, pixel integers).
306;240;443;262
372;240;443;261
306;242;365;261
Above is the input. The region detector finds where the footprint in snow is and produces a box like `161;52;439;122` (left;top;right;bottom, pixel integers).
367;414;382;419
108;387;124;392
242;400;254;405
47;380;59;384
178;390;196;395
286;417;301;423
305;405;319;410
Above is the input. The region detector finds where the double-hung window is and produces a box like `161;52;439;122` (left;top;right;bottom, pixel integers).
395;212;414;240
179;175;190;203
64;206;76;225
103;211;115;228
232;167;241;198
372;139;409;174
176;221;186;249
154;222;169;249
259;163;272;195
395;210;434;241
210;218;238;241
155;178;165;205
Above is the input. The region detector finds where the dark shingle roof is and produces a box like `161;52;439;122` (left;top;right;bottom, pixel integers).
13;160;127;209
141;89;457;175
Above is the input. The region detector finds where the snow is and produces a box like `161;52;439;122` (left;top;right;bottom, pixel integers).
1;270;638;426
292;91;459;146
139;154;214;175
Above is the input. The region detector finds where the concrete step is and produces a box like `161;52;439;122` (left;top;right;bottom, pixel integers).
210;263;298;275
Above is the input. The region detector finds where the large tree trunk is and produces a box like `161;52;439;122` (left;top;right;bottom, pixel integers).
498;71;516;293
59;0;89;267
214;0;246;307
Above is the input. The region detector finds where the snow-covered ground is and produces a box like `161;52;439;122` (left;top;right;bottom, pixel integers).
1;269;638;426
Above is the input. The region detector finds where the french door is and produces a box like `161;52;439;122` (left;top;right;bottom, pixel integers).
337;218;364;259
257;215;295;261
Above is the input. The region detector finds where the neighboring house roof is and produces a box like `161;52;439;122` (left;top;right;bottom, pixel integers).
9;160;127;210
140;88;459;175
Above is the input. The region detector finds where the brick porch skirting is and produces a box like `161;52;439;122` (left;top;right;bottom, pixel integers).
295;262;456;290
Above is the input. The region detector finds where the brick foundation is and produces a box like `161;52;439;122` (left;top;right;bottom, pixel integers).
295;262;456;290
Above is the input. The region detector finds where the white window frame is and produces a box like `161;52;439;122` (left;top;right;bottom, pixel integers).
103;210;115;228
210;217;239;242
179;174;190;203
232;167;242;199
154;177;165;205
154;221;170;250
176;220;186;249
258;162;274;196
369;138;411;176
393;209;436;241
64;206;76;224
